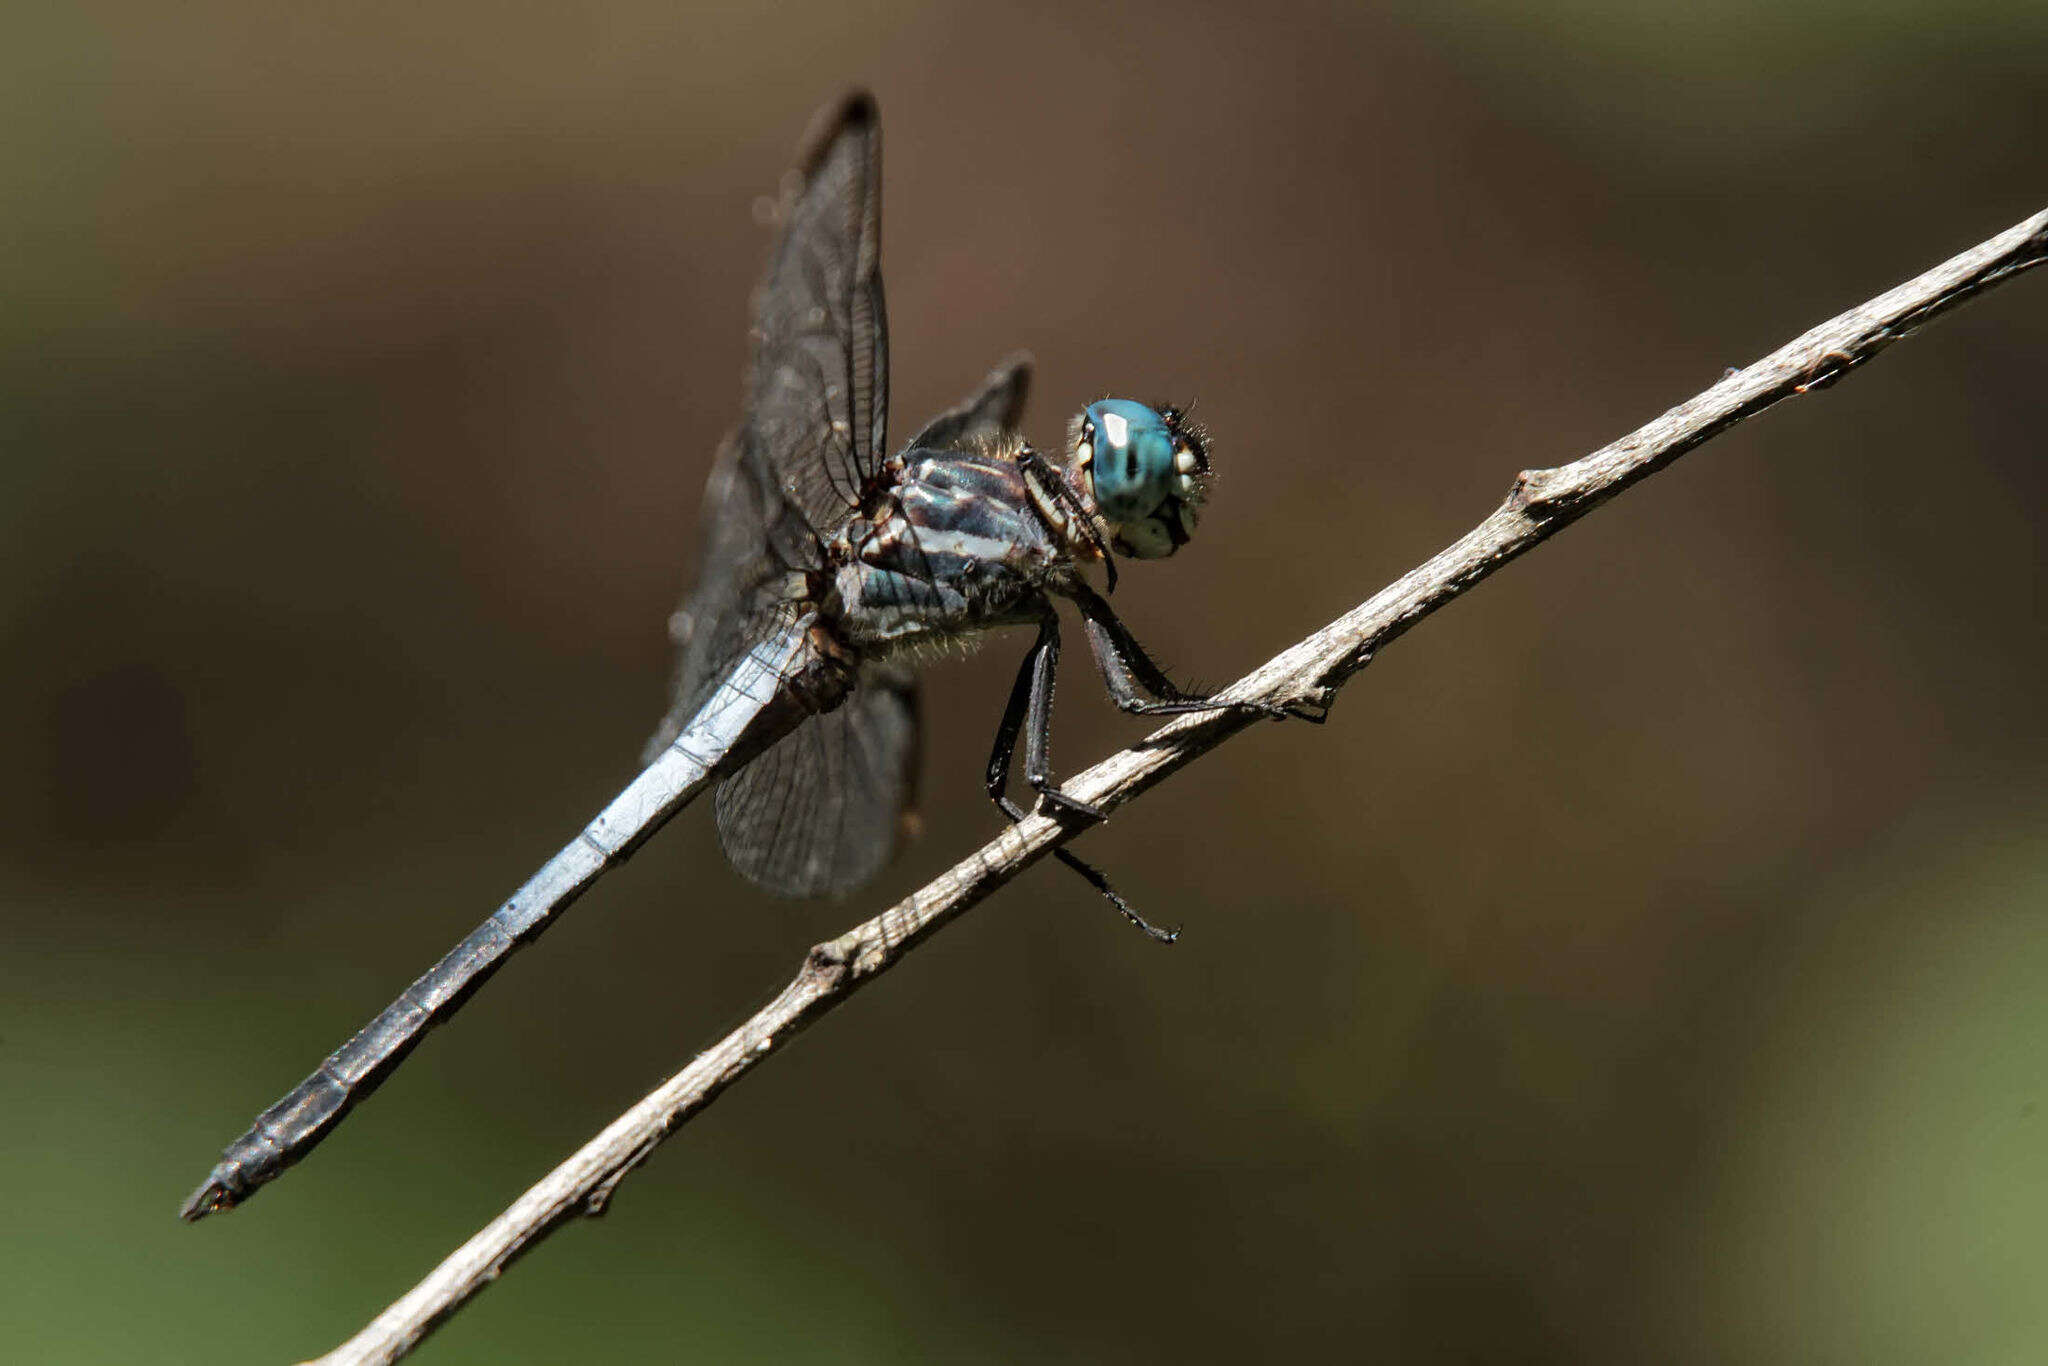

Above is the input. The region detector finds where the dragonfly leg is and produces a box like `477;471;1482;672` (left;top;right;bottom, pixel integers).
1019;448;1118;595
986;614;1103;821
1072;583;1314;721
1020;612;1111;820
986;614;1178;943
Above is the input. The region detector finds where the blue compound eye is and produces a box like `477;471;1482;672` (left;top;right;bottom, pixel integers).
1074;399;1209;559
1083;400;1176;521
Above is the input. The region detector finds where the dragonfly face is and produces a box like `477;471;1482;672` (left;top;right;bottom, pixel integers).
1068;399;1211;559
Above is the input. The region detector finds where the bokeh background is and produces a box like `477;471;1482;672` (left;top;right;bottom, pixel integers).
6;3;2045;1361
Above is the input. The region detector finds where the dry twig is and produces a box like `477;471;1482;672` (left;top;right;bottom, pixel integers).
304;205;2048;1365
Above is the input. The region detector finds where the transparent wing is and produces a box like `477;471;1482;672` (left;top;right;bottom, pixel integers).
646;413;904;903
646;93;891;758
643;429;807;760
747;90;889;537
649;93;1032;901
711;668;919;898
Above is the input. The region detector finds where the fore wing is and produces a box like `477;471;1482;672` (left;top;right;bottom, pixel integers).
647;92;891;762
746;90;890;537
696;358;1037;897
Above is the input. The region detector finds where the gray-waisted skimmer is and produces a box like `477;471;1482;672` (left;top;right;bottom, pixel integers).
181;91;1308;1222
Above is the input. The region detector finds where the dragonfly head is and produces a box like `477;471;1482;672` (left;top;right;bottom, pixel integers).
1067;399;1210;559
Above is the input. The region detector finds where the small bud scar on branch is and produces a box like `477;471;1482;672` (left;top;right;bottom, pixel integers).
299;206;2048;1366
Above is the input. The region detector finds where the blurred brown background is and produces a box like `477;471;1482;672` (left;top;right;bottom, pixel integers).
5;3;2045;1362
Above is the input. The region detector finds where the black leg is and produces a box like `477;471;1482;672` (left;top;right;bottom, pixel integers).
1020;448;1118;595
984;622;1038;816
986;616;1098;817
1017;611;1110;820
986;614;1178;944
1071;582;1319;721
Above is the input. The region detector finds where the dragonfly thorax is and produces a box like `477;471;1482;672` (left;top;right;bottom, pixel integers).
829;446;1064;653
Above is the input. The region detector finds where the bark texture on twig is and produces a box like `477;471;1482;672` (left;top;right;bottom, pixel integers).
304;206;2048;1366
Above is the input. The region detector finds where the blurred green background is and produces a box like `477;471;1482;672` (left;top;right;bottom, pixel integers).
5;2;2045;1361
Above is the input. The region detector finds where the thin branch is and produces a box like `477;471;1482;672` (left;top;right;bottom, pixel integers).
304;206;2048;1366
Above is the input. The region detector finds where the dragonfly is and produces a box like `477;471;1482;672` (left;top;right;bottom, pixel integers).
181;91;1300;1222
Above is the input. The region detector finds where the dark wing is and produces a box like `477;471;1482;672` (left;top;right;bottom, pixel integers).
705;357;1037;896
903;353;1033;453
747;90;889;537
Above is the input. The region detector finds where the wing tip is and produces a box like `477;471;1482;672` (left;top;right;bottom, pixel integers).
991;349;1036;384
799;89;880;172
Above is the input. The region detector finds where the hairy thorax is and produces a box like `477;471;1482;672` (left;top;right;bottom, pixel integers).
828;446;1072;658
